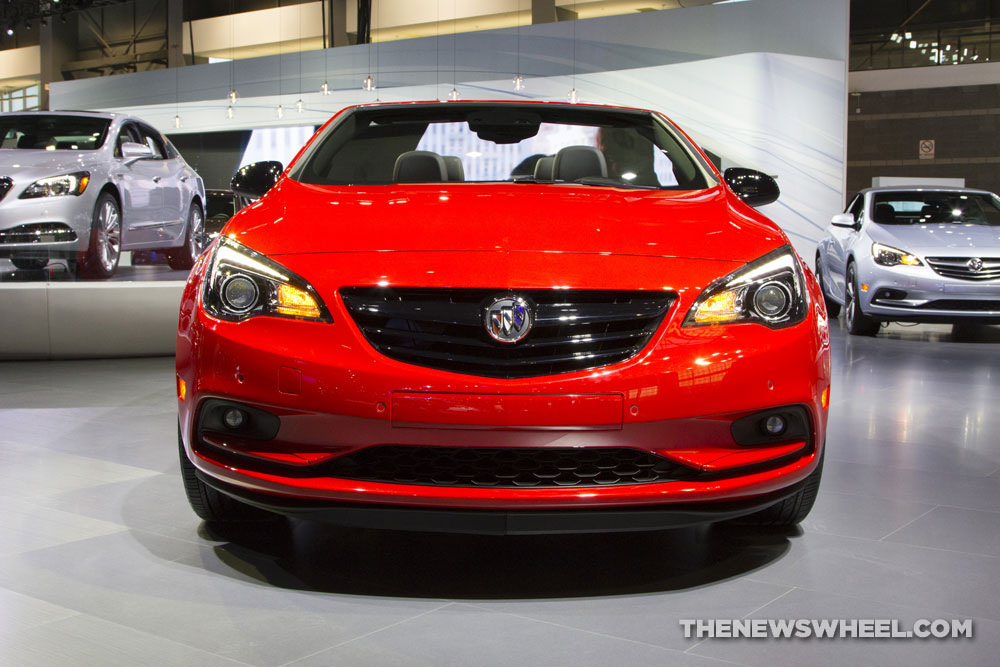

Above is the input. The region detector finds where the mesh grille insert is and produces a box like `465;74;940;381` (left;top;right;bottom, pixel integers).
324;445;700;488
340;287;674;378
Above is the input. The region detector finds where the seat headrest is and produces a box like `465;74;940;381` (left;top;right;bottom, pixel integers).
533;156;555;181
442;156;465;182
393;151;448;183
553;146;607;182
873;203;896;224
16;134;37;149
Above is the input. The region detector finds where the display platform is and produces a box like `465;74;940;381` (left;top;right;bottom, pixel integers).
0;277;184;359
0;256;190;283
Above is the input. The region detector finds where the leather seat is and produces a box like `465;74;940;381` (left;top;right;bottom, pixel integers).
442;156;465;182
553;146;607;182
533;156;555;181
872;203;896;224
393;151;448;183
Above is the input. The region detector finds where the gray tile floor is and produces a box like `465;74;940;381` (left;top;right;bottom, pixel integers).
0;321;998;666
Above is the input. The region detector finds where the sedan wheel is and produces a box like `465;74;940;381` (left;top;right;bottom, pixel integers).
844;262;880;336
79;193;121;279
167;202;205;271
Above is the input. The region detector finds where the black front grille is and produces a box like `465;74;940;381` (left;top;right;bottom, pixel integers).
917;299;1000;312
0;177;11;202
926;256;1000;281
324;445;699;488
340;288;674;378
0;223;78;245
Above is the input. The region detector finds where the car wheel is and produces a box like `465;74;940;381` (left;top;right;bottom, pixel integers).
10;255;49;271
167;201;206;271
77;192;122;279
178;426;272;523
729;451;824;527
815;254;841;318
844;261;880;336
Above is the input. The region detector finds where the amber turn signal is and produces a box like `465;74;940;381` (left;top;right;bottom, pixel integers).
276;283;321;318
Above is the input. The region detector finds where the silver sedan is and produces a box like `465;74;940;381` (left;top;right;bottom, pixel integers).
816;186;1000;335
0;111;206;278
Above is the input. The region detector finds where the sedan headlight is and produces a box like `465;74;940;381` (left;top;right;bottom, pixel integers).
684;245;807;329
19;172;90;198
202;237;331;322
872;242;922;267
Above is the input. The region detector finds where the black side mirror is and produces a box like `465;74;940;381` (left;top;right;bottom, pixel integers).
724;168;780;208
231;161;284;200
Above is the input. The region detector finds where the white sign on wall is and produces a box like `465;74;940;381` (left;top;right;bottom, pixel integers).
919;139;935;160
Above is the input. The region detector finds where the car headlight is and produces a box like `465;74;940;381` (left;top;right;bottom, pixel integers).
872;242;922;267
684;245;807;329
19;172;90;198
202;237;331;322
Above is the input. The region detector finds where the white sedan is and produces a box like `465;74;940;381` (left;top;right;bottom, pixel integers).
816;186;1000;335
0;111;206;278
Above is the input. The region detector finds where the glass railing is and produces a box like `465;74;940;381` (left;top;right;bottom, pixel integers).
850;23;996;71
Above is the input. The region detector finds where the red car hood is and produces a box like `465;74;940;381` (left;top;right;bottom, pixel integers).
226;180;785;263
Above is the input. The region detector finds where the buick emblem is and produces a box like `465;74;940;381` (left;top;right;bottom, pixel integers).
968;257;984;273
484;296;533;343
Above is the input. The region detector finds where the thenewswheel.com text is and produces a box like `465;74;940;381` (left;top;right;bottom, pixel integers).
680;619;973;640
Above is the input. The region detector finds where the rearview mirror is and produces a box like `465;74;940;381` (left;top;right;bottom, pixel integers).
231;161;284;200
724;168;780;207
830;213;858;230
121;142;153;163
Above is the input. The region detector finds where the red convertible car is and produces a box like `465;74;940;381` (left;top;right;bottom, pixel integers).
176;101;831;534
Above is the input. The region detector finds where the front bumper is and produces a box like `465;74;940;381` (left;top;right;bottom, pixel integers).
0;188;95;257
197;470;812;534
177;262;830;515
857;255;1000;323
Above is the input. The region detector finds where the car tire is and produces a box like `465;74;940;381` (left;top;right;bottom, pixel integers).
730;450;824;527
178;427;272;523
844;261;880;336
167;201;205;271
78;192;122;279
10;255;49;271
815;254;841;318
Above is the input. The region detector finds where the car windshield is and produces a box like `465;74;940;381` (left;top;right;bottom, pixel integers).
291;104;717;190
0;115;111;151
871;191;1000;226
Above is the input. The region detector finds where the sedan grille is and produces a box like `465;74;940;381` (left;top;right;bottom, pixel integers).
926;256;1000;281
340;288;674;379
324;445;700;488
0;177;11;202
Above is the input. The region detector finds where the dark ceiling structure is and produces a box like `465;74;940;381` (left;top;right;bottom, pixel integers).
851;0;1000;34
1;1;131;30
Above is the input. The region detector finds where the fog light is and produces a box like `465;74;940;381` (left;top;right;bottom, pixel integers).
762;414;786;436
223;408;246;429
